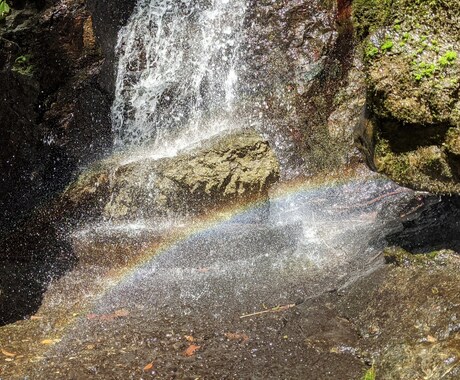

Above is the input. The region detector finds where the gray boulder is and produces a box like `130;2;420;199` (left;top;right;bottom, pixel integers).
63;130;280;221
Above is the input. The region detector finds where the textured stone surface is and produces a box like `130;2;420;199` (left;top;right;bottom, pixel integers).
241;0;362;176
64;131;280;220
353;0;460;193
0;0;136;232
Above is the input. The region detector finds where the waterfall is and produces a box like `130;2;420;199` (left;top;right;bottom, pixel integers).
112;0;248;157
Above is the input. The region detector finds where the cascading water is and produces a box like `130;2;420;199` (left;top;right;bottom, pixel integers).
112;0;248;158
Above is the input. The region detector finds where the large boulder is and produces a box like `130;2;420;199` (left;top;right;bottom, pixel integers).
63;130;280;221
353;0;460;193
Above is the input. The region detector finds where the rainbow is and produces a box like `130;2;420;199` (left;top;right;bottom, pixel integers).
94;166;375;296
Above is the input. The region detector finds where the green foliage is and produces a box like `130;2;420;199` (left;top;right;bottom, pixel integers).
0;0;10;19
12;54;34;76
439;50;457;67
365;44;379;59
413;61;437;81
381;40;394;52
362;365;376;380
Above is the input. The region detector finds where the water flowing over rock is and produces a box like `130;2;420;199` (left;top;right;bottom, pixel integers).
112;0;248;150
64;131;279;221
1;0;460;379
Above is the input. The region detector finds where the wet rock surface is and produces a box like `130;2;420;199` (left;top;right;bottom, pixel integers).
0;0;136;232
240;0;363;176
64;130;280;221
0;173;459;379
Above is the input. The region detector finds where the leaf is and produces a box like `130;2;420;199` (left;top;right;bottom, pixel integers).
0;1;10;19
1;349;17;357
183;344;200;357
98;314;115;322
143;362;154;371
114;309;129;318
184;335;195;342
224;332;249;343
41;339;61;345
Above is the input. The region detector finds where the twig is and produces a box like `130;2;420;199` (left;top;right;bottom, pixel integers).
440;362;459;379
240;304;296;319
335;189;406;210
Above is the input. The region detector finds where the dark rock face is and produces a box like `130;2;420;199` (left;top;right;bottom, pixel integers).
243;0;364;176
0;0;136;232
86;0;137;93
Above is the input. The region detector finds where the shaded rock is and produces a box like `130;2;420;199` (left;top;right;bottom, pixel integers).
0;0;136;232
338;249;460;380
63;131;280;221
374;141;460;193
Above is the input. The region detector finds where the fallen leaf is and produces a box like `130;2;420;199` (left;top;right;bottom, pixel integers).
1;349;17;358
41;339;61;345
184;335;195;342
98;314;115;322
143;362;154;371
114;309;130;318
183;344;201;357
224;332;249;343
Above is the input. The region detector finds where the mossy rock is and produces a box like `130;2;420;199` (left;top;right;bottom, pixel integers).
353;0;460;193
62;130;280;221
374;137;460;192
384;246;456;267
445;127;460;155
354;0;460;126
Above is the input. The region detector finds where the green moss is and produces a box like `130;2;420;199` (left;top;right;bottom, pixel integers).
352;0;393;39
383;247;456;267
439;50;457;67
365;44;380;59
374;135;459;193
413;61;437;81
362;365;376;380
12;54;35;76
381;40;394;52
444;128;460;155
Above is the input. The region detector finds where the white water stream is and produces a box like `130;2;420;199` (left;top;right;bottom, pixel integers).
112;0;248;157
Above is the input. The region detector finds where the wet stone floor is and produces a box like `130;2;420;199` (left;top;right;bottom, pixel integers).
1;175;460;379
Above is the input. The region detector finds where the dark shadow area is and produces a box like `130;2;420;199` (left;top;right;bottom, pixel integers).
387;195;460;253
379;119;450;154
0;212;77;326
